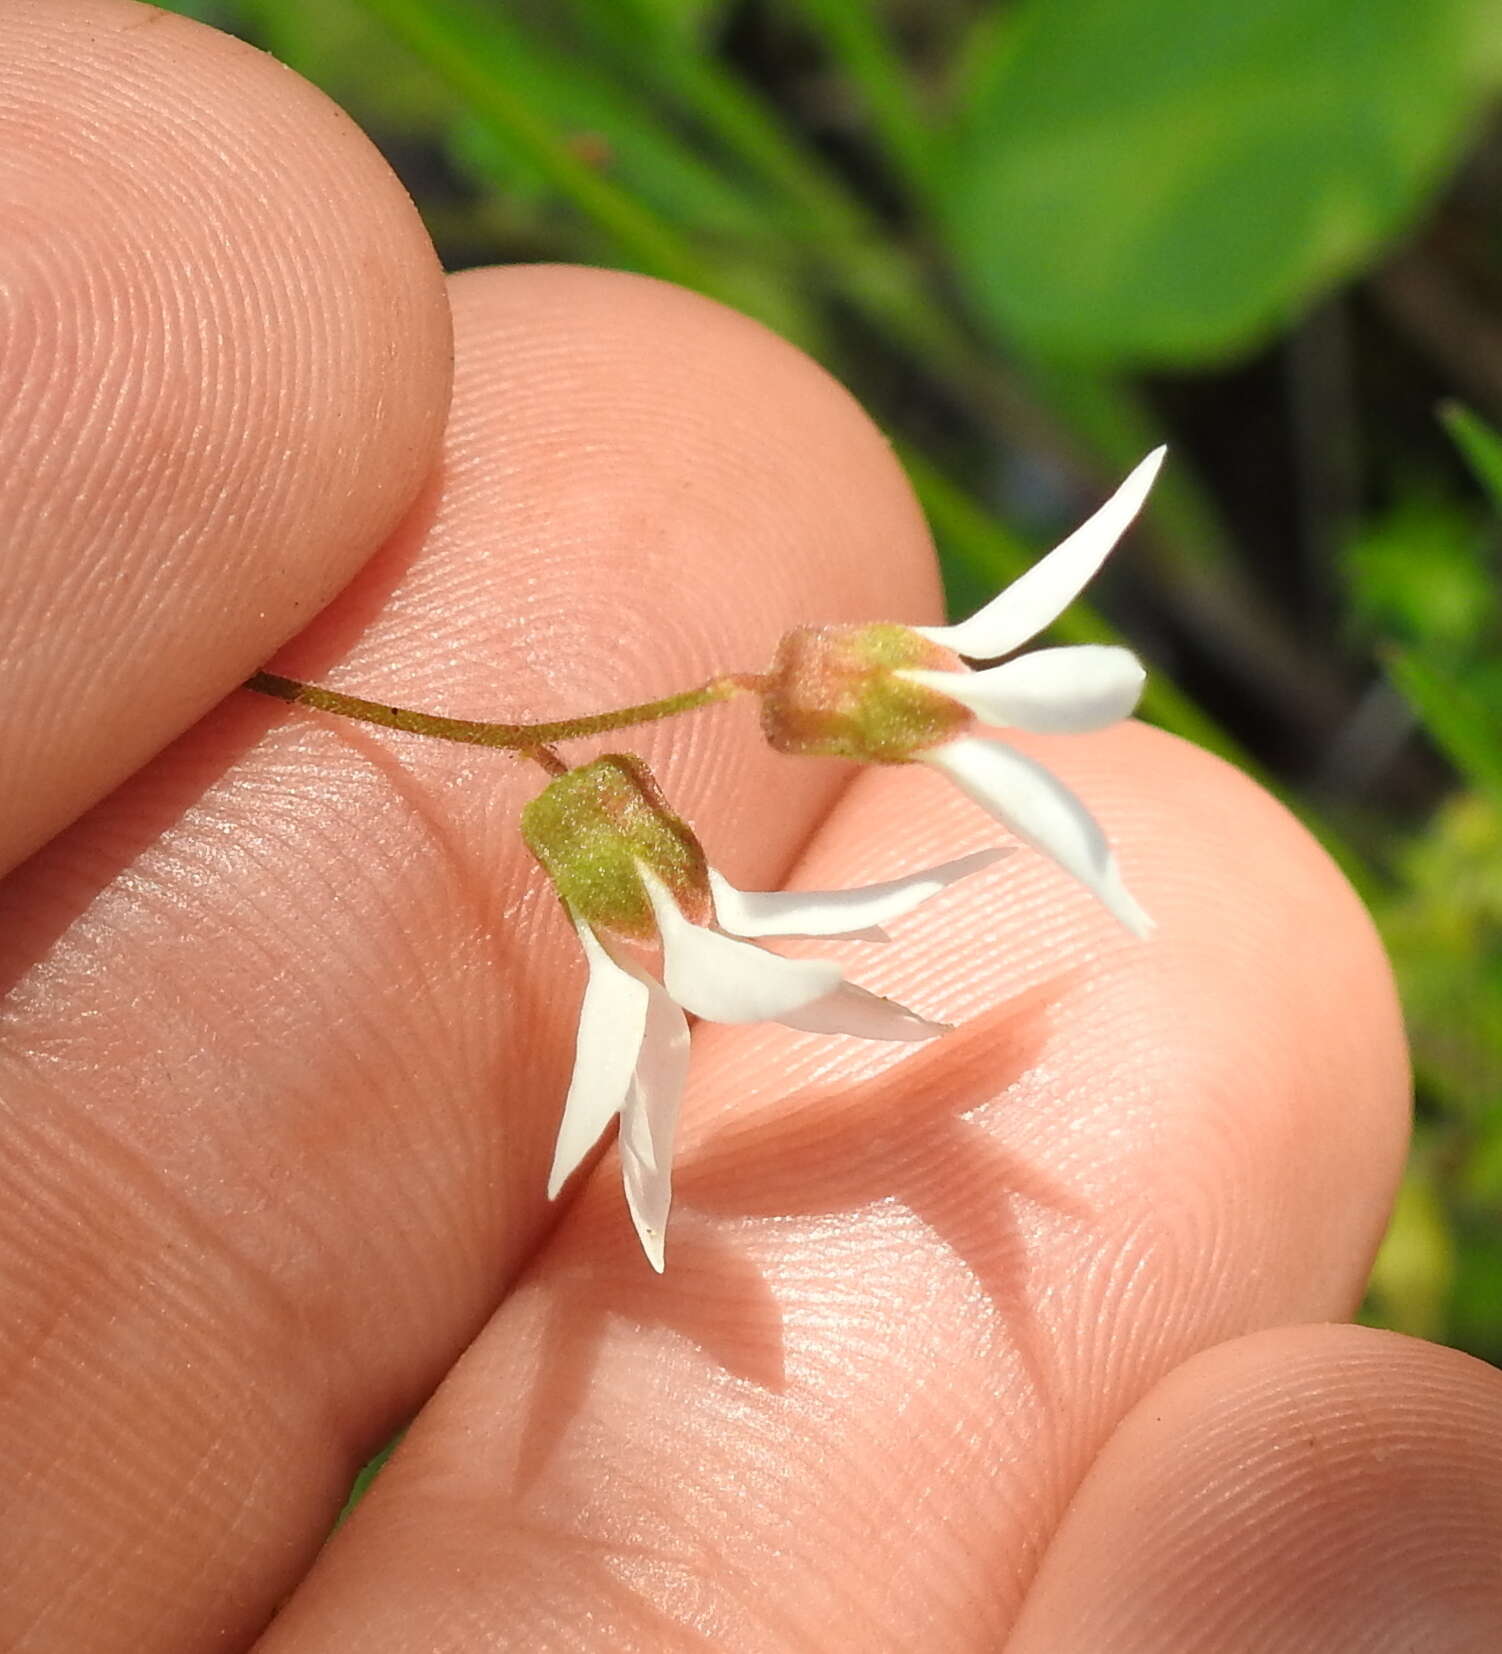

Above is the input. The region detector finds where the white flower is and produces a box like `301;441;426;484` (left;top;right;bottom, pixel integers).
549;849;1000;1269
531;450;1162;1268
893;446;1166;937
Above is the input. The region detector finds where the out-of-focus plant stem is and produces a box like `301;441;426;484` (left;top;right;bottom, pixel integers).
782;0;936;200
352;0;714;290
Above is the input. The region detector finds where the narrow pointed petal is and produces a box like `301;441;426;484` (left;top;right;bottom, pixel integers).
900;646;1145;734
707;849;1004;941
923;736;1154;936
547;921;652;1199
640;866;844;1022
617;970;692;1273
777;979;949;1041
916;447;1165;661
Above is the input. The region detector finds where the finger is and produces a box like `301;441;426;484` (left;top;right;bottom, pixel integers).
255;724;1410;1651
1006;1323;1502;1652
0;265;941;1652
0;0;451;875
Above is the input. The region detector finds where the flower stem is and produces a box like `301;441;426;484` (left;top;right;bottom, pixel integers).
245;670;753;752
526;743;569;776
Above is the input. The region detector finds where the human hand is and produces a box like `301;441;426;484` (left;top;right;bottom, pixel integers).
4;4;1501;1650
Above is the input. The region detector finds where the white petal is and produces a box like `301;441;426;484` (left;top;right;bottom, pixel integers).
640;866;844;1022
923;737;1153;937
916;448;1165;660
777;979;949;1041
547;921;651;1199
707;849;1004;940
617;969;692;1273
900;646;1145;734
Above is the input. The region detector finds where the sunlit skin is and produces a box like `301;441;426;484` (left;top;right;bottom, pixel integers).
3;3;1502;1651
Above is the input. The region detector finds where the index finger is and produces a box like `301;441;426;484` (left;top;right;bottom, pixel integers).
0;0;451;874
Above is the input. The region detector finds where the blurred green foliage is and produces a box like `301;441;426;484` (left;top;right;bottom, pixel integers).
941;0;1490;363
159;0;1502;1366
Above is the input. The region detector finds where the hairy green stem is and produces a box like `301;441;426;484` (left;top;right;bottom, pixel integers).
247;671;758;755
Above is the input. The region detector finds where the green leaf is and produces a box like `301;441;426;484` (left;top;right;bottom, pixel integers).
1449;1217;1502;1365
939;0;1490;365
1343;492;1496;657
1387;650;1502;812
1442;403;1502;516
336;1432;403;1527
1380;793;1502;1121
1364;1164;1456;1342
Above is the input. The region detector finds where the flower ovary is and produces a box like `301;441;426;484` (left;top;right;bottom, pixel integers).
760;623;970;763
521;755;710;939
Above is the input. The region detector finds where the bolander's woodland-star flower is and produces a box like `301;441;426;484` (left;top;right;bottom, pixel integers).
760;447;1165;936
522;755;1000;1269
249;452;1162;1274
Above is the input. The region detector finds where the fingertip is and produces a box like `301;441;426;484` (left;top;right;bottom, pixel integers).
1009;1323;1502;1652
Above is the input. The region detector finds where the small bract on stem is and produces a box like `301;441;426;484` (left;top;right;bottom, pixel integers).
246;448;1167;1268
